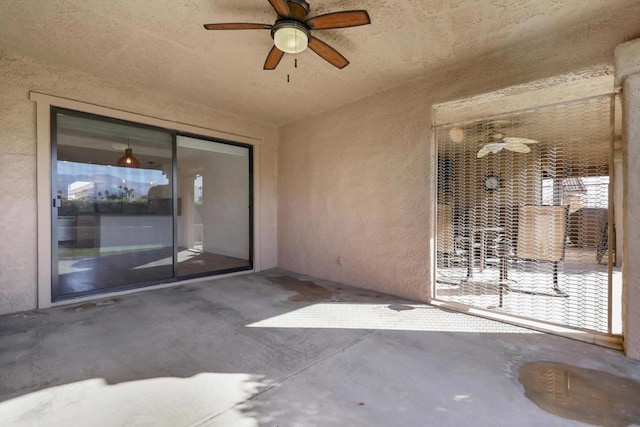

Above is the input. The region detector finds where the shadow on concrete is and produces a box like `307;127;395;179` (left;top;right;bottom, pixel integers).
1;270;638;426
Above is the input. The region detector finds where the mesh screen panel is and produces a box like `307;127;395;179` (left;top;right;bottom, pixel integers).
435;95;614;334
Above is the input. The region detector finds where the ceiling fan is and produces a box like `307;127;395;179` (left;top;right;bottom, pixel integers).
477;132;539;158
203;0;371;70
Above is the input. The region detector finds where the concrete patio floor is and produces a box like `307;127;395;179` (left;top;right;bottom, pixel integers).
1;270;639;426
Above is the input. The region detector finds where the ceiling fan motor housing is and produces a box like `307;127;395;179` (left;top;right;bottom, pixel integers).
287;0;311;16
271;20;311;37
271;21;311;53
270;0;312;50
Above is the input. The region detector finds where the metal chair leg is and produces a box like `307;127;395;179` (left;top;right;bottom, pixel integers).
497;255;509;308
552;261;568;296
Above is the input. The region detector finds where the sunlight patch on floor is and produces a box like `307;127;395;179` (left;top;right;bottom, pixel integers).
247;303;539;334
0;373;265;427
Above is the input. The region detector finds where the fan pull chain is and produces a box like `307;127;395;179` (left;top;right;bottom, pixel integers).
287;59;299;83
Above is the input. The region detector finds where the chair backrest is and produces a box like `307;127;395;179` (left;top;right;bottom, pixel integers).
516;205;568;262
437;204;454;254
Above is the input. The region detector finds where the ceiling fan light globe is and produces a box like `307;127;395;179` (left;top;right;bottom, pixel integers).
274;26;308;54
449;127;464;143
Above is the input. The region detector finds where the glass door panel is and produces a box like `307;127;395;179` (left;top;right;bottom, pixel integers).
53;111;174;299
176;135;252;277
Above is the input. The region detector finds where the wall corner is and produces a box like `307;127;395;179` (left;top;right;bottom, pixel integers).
615;38;640;359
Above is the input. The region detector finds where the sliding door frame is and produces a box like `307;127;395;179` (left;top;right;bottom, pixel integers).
175;131;254;281
50;106;180;301
33;92;261;308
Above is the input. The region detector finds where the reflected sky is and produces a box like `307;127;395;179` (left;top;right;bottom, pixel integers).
58;161;169;199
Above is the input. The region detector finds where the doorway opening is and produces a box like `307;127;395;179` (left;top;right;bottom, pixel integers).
434;94;620;336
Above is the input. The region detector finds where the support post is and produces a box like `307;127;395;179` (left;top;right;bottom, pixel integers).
615;38;640;359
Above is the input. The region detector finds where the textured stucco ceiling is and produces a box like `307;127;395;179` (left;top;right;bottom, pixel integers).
1;0;639;125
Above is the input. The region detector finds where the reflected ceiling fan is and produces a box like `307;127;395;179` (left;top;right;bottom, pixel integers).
203;0;371;70
477;132;539;158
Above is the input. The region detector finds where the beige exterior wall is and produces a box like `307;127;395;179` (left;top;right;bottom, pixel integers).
615;38;640;359
0;53;278;315
279;80;434;301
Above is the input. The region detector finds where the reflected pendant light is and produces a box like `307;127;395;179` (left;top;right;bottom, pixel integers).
117;140;140;168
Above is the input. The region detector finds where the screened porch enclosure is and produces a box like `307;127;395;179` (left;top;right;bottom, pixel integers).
434;95;620;335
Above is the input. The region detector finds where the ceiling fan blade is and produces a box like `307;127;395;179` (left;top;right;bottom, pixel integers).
267;0;292;17
264;46;285;70
308;37;349;69
505;143;531;154
204;23;272;30
503;137;539;144
477;147;490;158
306;10;371;30
484;142;505;153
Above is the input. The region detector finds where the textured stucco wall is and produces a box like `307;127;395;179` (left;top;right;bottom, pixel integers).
277;73;477;301
0;52;278;314
616;38;640;359
279;81;433;301
615;39;640;87
622;73;640;359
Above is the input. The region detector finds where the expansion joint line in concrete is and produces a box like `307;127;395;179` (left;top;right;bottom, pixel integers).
193;330;379;426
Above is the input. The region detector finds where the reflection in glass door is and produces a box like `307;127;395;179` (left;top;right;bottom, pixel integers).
176;135;252;277
53;110;174;299
52;109;253;301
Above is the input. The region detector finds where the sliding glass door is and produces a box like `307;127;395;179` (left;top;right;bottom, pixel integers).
176;136;252;277
51;109;252;301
